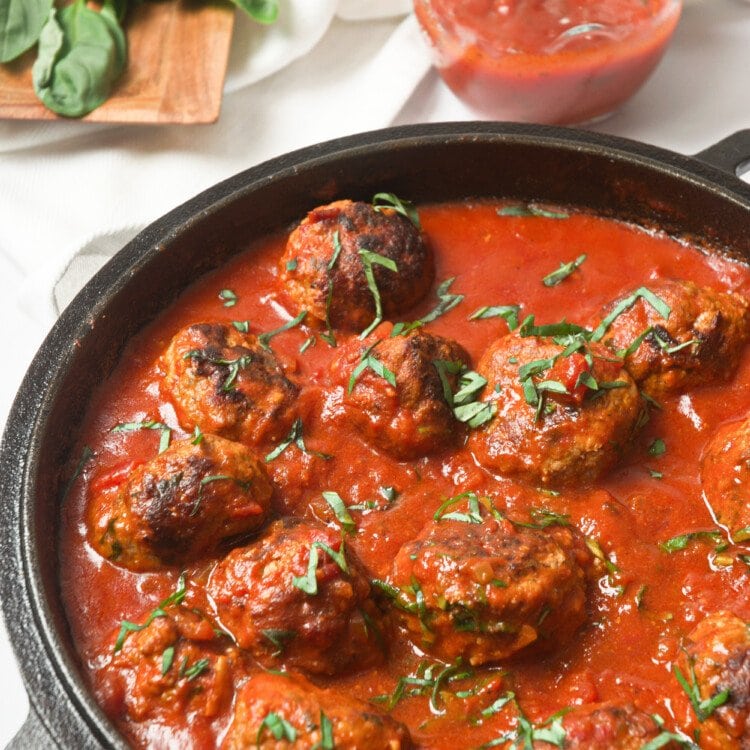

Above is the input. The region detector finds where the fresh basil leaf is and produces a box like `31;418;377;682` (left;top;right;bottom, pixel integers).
542;254;587;287
33;0;127;118
372;192;421;229
469;304;521;330
358;248;398;338
230;0;279;25
0;0;53;63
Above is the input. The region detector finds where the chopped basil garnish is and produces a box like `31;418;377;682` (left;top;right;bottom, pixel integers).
114;573;187;652
322;230;343;347
590;286;671;342
285;258;298;272
182;350;253;392
218;288;237;307
292;540;348;595
391;277;464;336
257;712;297;744
648;438;666;456
314;711;335;750
372;192;421;229
232;320;250;333
469;304;521;330
674;659;730;722
635;584;648;609
348;344;397;393
258;310;307;350
498;204;569;220
322;490;357;534
434;491;488;524
190;474;251;517
265;418;332;463
616;326;653;358
160;645;175;675
61;445;94;502
542;253;587;287
182;658;210;681
112;419;171;454
641;715;699;750
299;335;316;353
358;248;399;338
261;628;296;656
190;425;204;445
659;530;724;553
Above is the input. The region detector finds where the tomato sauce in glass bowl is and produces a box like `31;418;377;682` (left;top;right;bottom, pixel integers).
413;0;682;125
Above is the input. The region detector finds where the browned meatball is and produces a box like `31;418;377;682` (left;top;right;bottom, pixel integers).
386;508;590;665
223;672;411;750
595;280;750;397
90;435;272;570
468;331;643;487
330;326;470;458
161;322;299;445
681;611;750;746
279;199;434;332
207;518;384;675
702;418;750;537
548;702;677;749
102;603;239;725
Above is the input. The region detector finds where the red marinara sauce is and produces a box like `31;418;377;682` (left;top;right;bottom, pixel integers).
60;200;750;749
413;0;682;124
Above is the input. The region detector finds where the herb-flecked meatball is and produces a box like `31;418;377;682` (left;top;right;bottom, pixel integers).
90;435;272;570
681;611;750;746
467;331;643;487
386;505;590;665
702;418;750;537
548;702;678;749
102;601;239;726
595;280;750;396
207;518;384;676
330;326;471;458
161;322;299;445
279;199;434;332
223;672;411;750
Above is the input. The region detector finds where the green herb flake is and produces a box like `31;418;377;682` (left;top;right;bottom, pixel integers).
348;345;397;394
372;192;421;228
265;418;331;463
261;628;296;656
161;645;175;676
299;335;316;353
659;530;723;554
285;258;298;272
648;438;666;457
322;490;357;534
191;425;204;445
218;289;238;307
258;310;307;350
674;660;730;722
315;710;335;750
391;277;465;336
591;286;671;342
112;419;171;454
542;254;587;287
232;320;250;333
358;249;399;338
469;304;521;330
256;712;297;745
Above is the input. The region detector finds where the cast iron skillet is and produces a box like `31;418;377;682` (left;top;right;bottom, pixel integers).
2;122;750;749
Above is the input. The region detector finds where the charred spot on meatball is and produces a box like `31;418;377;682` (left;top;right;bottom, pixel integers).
223;671;411;750
90;434;272;571
161;322;299;445
555;702;676;749
279;199;434;333
594;280;750;396
330;326;471;459
682;611;750;745
207;518;384;676
385;503;590;665
103;601;239;724
701;418;750;537
467;330;643;487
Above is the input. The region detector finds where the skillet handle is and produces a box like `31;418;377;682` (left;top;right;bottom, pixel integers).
5;704;56;750
693;129;750;178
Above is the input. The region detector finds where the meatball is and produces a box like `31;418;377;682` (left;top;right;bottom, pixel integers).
467;331;643;487
550;702;676;749
330;326;471;458
161;322;299;445
386;510;590;665
279;199;434;332
207;518;384;675
681;611;750;746
594;280;750;396
223;672;411;750
90;435;272;570
104;603;239;724
702;418;750;536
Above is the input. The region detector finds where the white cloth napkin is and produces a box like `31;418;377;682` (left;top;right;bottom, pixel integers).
1;0;428;335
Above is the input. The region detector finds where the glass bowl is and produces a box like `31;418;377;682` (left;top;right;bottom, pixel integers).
414;0;683;125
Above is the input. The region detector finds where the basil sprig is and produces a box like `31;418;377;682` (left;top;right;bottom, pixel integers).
0;0;52;63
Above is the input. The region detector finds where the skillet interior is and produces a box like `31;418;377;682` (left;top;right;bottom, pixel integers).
2;122;750;749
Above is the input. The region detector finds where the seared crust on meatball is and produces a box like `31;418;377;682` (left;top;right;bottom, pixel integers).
702;418;750;536
104;604;239;724
90;435;272;570
280;199;434;332
161;322;299;445
386;510;590;665
207;518;384;676
550;702;676;749
330;327;470;458
223;672;411;750
682;611;750;746
596;280;750;396
468;332;643;487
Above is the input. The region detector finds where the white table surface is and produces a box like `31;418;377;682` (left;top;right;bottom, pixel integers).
0;1;749;746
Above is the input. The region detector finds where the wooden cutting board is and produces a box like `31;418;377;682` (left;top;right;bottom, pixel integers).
0;1;236;124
